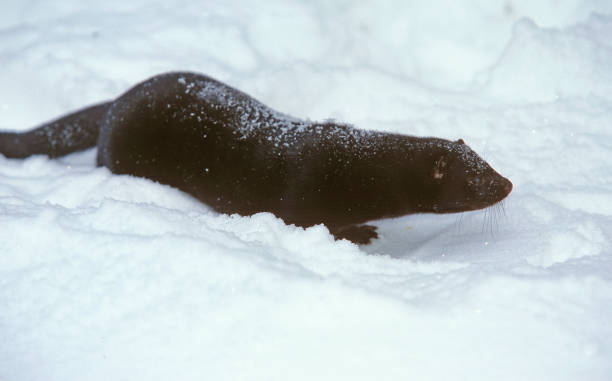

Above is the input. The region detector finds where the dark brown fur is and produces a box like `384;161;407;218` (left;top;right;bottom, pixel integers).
0;72;512;244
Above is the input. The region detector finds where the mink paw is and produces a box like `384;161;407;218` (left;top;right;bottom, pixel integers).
331;224;378;245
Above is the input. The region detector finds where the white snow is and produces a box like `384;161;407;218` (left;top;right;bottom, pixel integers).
1;1;612;380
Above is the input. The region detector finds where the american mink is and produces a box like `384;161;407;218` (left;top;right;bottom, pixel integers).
0;72;512;244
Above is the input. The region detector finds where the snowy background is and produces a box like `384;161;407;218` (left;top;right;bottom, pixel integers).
1;0;612;380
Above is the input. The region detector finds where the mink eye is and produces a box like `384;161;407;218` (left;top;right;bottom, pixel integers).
433;156;447;180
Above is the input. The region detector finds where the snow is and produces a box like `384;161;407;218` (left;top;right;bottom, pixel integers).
1;1;612;380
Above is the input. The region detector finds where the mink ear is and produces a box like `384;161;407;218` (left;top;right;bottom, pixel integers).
456;139;465;144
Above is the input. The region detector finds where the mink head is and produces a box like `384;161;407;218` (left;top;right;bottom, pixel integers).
406;138;512;214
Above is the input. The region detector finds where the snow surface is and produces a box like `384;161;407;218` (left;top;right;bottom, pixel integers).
1;1;612;380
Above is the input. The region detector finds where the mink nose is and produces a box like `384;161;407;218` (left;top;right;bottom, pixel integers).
503;178;513;196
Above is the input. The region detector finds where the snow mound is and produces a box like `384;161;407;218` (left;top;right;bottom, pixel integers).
482;15;612;102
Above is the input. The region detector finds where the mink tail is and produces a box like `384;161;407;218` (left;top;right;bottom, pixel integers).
0;101;112;159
